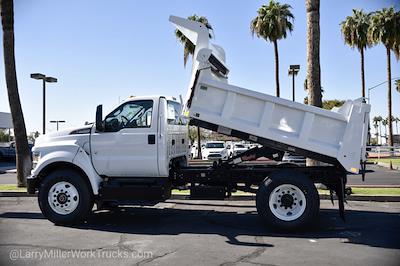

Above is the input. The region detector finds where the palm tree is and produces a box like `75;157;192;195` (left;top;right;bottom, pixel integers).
174;15;212;159
382;118;388;143
305;0;322;108
340;9;372;98
368;7;399;146
372;116;380;144
250;0;294;97
1;0;32;187
305;0;322;166
375;116;383;145
394;117;400;134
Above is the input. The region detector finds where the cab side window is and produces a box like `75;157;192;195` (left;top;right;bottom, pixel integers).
105;100;153;132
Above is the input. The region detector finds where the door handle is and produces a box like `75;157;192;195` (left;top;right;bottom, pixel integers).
148;134;156;144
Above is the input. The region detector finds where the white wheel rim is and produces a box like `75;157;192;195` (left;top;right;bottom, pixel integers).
47;181;79;215
268;184;306;221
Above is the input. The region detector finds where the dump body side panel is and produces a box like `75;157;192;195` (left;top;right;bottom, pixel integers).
189;74;370;173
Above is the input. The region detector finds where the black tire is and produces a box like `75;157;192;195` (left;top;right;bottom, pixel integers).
38;169;93;225
256;170;319;230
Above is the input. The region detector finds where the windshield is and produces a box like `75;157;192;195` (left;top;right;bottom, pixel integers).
235;144;245;148
206;143;224;148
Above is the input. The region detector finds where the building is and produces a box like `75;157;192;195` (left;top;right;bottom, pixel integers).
0;112;12;142
0;112;12;129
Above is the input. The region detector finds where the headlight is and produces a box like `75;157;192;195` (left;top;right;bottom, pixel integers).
32;151;41;168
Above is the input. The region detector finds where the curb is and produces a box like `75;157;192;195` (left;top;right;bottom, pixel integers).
348;185;400;188
320;194;400;202
5;169;17;173
170;194;400;202
0;192;37;197
376;162;400;171
1;192;400;202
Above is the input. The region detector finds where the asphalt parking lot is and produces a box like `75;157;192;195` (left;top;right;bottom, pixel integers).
0;198;399;266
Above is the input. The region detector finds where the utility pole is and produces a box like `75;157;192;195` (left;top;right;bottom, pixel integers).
50;120;66;131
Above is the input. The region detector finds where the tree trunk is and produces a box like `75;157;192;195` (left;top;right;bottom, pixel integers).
386;46;393;146
306;0;322;166
1;0;31;187
306;0;322;108
384;125;387;141
273;40;280;97
360;48;365;98
196;126;202;159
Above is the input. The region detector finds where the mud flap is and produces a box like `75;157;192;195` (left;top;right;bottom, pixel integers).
361;160;367;181
335;176;346;221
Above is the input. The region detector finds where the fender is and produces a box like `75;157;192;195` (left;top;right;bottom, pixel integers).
31;143;80;177
30;141;102;195
72;147;102;194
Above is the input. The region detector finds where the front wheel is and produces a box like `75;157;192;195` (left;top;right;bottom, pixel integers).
256;170;319;230
38;169;93;225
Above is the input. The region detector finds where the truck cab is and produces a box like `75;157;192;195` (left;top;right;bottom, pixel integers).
28;96;188;224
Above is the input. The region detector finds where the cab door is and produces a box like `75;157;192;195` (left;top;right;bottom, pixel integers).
90;99;159;177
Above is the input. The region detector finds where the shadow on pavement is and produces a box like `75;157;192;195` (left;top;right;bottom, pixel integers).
1;202;399;250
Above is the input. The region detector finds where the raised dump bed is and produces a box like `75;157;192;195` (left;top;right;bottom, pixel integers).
170;16;370;174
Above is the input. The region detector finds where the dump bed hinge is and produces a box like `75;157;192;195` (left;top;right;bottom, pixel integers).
212;146;284;169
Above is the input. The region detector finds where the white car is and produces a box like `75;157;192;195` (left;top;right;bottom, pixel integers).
232;143;248;157
202;141;228;161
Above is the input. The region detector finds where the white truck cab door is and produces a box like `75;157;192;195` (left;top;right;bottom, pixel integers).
90;99;159;177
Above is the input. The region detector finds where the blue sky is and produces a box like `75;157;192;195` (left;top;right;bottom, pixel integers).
0;0;399;133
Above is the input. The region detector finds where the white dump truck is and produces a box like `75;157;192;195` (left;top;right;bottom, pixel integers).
27;16;370;230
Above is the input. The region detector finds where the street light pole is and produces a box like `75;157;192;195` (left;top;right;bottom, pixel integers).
50;120;65;131
288;65;300;102
367;76;399;104
31;73;57;134
292;73;295;101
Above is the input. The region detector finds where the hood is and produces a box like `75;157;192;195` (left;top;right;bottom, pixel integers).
34;125;92;148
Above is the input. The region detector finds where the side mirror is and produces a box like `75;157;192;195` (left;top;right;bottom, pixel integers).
96;105;104;132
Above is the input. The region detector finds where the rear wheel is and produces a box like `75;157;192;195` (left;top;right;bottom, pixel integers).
38;169;93;225
256;170;319;230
